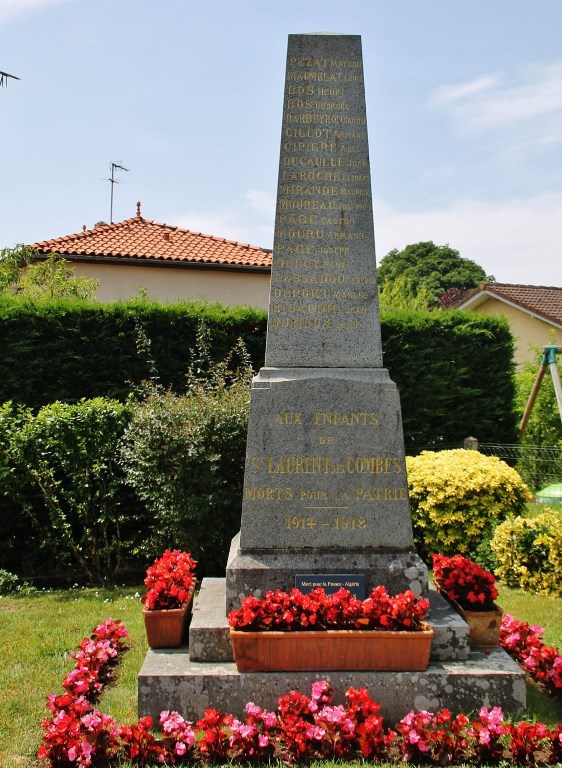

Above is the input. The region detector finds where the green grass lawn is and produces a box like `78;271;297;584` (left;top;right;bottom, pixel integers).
0;584;560;767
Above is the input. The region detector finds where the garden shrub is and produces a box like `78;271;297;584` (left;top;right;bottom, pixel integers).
10;397;142;584
406;449;529;561
491;508;562;596
119;332;252;575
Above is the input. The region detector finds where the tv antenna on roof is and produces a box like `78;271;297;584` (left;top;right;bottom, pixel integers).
0;71;20;88
108;161;129;223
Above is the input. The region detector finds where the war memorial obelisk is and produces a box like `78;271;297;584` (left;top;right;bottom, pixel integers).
138;34;526;722
226;33;427;606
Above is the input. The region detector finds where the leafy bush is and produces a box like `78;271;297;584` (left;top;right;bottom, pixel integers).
0;401;48;574
119;332;252;575
0;568;27;595
8;398;141;584
406;449;528;560
491;508;562;595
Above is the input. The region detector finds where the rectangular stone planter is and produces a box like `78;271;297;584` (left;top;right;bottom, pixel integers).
142;584;195;649
230;623;434;672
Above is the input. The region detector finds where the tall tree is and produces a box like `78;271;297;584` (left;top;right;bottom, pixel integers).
377;241;492;309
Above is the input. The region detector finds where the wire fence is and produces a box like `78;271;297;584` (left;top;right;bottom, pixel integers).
476;441;562;496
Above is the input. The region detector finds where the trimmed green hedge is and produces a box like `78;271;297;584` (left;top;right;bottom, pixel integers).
0;297;267;406
381;310;518;449
0;298;518;451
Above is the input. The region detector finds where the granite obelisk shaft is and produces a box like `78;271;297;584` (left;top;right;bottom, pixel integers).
265;34;382;368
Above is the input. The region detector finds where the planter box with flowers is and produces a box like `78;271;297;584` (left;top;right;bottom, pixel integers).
228;585;434;672
142;549;197;649
432;553;502;648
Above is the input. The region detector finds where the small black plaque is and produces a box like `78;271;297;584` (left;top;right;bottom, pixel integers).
295;573;366;599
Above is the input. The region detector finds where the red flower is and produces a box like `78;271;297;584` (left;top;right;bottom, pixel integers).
500;613;562;696
228;585;429;632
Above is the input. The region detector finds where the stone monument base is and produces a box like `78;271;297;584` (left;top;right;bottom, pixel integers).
138;578;526;725
226;533;428;612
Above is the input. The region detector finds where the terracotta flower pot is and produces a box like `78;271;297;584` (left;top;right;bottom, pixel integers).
142;584;195;649
230;623;434;672
436;586;502;648
456;603;503;648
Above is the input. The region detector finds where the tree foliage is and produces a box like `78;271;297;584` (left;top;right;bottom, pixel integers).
377;241;492;308
377;275;433;312
0;244;99;300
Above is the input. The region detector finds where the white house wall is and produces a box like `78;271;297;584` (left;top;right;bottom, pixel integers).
72;262;271;309
469;296;562;365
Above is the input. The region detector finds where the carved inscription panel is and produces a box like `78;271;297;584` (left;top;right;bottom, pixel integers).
239;375;414;552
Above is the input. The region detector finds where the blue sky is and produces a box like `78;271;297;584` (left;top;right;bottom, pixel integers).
1;0;561;285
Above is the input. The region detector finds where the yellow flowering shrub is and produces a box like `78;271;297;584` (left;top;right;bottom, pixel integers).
406;449;528;559
491;509;562;595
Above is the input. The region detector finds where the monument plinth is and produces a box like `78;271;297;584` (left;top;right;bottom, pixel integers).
138;34;526;723
226;33;427;609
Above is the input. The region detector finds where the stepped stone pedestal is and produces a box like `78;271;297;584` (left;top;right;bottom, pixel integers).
138;33;526;723
138;578;526;723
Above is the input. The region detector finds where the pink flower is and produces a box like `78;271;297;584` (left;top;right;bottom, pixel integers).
175;741;187;755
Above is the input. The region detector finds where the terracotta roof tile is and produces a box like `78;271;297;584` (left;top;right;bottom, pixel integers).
459;282;562;327
31;207;272;270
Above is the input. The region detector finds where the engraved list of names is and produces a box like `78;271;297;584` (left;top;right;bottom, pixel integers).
265;34;383;369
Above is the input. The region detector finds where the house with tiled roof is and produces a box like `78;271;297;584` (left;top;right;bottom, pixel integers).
30;203;273;308
455;283;562;364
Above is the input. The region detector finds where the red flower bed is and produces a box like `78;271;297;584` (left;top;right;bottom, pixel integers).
38;616;562;767
500;613;562;697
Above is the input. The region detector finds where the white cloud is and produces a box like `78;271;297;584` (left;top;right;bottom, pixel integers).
373;194;562;286
430;59;562;135
431;74;500;106
245;188;275;218
173;188;275;248
0;0;70;24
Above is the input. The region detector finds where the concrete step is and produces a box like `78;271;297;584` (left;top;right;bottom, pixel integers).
138;646;525;724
